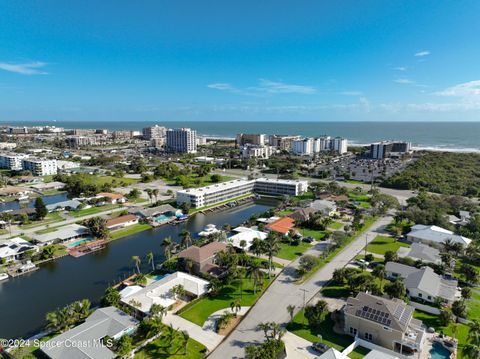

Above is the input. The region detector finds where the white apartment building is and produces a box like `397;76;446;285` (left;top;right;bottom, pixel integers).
240;145;275;159
142;125;166;140
66;136;98;148
268;135;302;151
176;178;308;208
0;153;29;171
22;158;58;176
292;138;313;155
236;133;266;147
331;137;348;154
166;128;197;154
370;141;412;159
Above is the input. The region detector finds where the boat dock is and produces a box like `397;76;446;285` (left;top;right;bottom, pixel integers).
69;239;108;257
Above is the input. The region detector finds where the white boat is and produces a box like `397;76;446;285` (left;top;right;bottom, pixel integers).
17;195;30;201
18;261;36;273
0;273;9;281
198;224;220;237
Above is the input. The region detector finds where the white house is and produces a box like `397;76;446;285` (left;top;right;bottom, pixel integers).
0;237;38;262
227;226;267;250
33;224;88;246
406;224;472;248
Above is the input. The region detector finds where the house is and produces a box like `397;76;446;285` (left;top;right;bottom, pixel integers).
309;199;337;216
385;262;458;304
396;243;441;265
406;224;471;248
0;237;38;262
7;208;37;220
449;211;472;226
121;272;210;314
33;223;87;246
96;192;126;204
131;204;179;219
318;349;400;359
0;186;32;197
343;292;426;354
30;181;66;192
265;217;296;236
227;226;267;250
177;241;227;275
106;214;139;230
42;306;138;359
46;199;82;212
288;207;317;222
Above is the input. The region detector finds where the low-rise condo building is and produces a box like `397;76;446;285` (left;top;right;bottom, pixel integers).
0;153;29;170
22;158;57;176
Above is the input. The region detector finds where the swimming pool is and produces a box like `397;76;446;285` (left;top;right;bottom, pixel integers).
64;239;88;248
154;215;169;222
152;274;167;281
430;342;451;359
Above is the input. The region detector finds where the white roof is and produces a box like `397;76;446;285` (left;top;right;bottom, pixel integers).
408;224;472;246
0;237;37;259
364;350;400;359
255;177;308;186
227;228;267;249
318;348;348;359
177;178;254;196
121;271;209;313
119;285;143;299
34;224;87;244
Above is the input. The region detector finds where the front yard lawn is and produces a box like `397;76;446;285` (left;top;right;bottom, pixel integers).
276;241;312;261
366;235;409;255
287;310;354;351
110;223;153;240
328;221;344;230
179;276;273;326
19;212;64;229
70;204;122;217
298;228;327;241
134;332;206;359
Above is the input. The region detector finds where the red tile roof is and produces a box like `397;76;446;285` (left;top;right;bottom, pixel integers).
97;192;124;200
265;217;296;235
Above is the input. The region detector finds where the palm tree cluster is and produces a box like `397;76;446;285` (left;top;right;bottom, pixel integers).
245;322;286;359
46;299;91;333
464;320;480;358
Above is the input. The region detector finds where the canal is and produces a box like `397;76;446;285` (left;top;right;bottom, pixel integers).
0;192;69;212
0;199;275;339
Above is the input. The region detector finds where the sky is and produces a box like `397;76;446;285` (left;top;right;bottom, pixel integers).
1;0;480;122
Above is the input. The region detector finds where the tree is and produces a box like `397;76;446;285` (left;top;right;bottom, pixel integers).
462;287;472;299
150;303;167;320
384;280;406;299
34;197;47;220
152;188;159;204
145;189;153;204
211;174;222;183
181;330;190;354
384;250;398;263
230;299;242;317
246;261;264;295
263;233;281;276
84;217;109;239
297;255;319;276
464;344;480;359
250;237;265;257
101;287;120;307
372;264;386;290
217;311;235;332
116;335;133;356
287;305;295;322
468;320;480;345
439;308;454;326
162;236;173;259
180;230;192;249
131;255;141;274
459;263;479;285
171;284;186;300
40;245;56;259
146;251;155;272
304;300;329;328
452;300;467;318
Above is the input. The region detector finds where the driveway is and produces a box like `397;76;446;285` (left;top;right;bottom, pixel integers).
283;331;320;359
208;215;392;359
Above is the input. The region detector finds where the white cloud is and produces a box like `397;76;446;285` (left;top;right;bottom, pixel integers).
256;79;316;94
414;50;430;57
207;83;235;91
434;80;480;97
0;61;48;75
394;78;415;84
394;66;407;71
339;91;363;96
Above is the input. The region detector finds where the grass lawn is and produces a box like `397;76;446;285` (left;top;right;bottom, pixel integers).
35;227;58;235
467;287;480;320
287;310;354;351
129;197;149;203
110;223;153;240
294;191;316;201
366;235;409;255
321;281;352;298
19;212;64;229
413;310;469;359
358;202;371;209
70;204;122;217
276;241;312;261
92;175;139;186
348;346;371;359
10;332;57;358
134;335;206;359
348;193;370;202
328;221;344;230
276;209;294;216
179;276;273;326
298;228;327;241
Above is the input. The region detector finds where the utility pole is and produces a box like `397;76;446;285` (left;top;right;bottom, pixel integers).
300;288;309;325
364;233;368;258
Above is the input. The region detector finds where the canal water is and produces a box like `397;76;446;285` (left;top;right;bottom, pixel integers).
0;199;275;339
0;192;69;212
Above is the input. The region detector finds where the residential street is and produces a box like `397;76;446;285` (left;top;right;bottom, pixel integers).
208;215;393;359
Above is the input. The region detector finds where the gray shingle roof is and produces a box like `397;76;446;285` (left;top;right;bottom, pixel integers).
397;243;441;264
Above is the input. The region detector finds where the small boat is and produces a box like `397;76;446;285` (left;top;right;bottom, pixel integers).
17;195;29;201
18;261;36;273
0;273;9;281
198;224;220;237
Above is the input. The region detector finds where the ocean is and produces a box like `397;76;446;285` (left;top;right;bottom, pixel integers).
1;121;479;152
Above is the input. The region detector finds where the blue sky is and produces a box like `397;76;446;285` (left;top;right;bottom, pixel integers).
1;0;480;122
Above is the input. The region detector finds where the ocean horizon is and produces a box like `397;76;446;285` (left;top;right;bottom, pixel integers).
1;120;479;152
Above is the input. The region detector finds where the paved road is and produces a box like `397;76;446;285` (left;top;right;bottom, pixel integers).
208;215;393;359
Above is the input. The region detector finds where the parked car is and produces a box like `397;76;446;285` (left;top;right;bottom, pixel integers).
302;236;314;243
355;259;370;267
312;342;330;353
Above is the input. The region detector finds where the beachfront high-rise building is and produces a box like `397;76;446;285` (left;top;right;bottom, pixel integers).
331;137;348;154
370;141;411;159
268;135;302;151
292;138;313;156
166;128;197;154
142;125;166;140
236;133;266;147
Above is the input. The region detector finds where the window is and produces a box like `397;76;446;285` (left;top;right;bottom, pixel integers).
364;332;373;341
350;327;357;335
418;293;423;298
428;296;432;300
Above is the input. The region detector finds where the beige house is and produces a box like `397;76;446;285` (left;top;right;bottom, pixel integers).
343;293;426;355
177;241;227;276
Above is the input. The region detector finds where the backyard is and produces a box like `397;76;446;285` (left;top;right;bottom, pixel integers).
19;212;63;229
110;223;153;240
69;204;122;218
365;235;410;255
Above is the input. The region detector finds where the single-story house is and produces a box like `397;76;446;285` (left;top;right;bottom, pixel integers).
46;199;82;212
121;272;210;313
30;181;66;192
0;186;32;197
33;223;88;246
96;192;126;204
131;204;179;219
288;207;317;222
42;306;138;359
227;226;267;250
106;214;139;230
397;243;441;265
0;237;39;262
449;211;472;226
7;208;37;220
177;241;227;275
385;262;458;304
265;217;296;236
309;199;337;216
406;224;472;248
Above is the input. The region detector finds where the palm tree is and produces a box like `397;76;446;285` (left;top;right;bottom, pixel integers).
372;264;386;290
230;299;241;317
185;257;194;274
464;344;480;359
264;232;281;276
162;237;173;259
131;255;141;274
145;189;153;204
287;304;296;322
250;237;265;257
468;320;480;345
181;330;190;354
246;261;264;295
146;251;155;272
180;230;192;249
152;188;159;204
150;303;167;320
